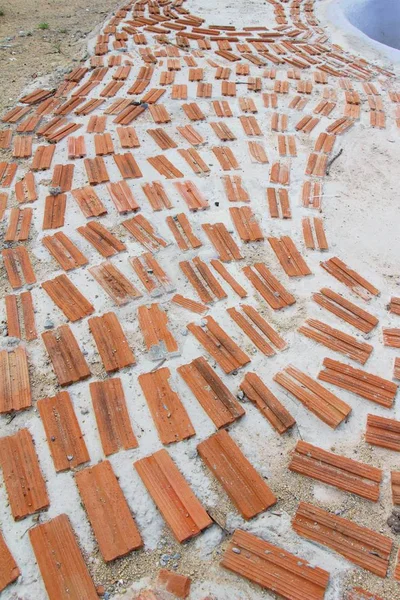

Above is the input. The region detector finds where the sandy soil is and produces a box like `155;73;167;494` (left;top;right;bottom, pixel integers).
0;0;120;113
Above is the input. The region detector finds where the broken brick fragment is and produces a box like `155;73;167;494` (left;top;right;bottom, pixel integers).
156;570;191;598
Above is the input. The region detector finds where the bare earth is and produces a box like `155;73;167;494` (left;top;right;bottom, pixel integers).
0;0;119;113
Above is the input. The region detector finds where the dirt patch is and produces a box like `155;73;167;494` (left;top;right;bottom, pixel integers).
0;0;120;113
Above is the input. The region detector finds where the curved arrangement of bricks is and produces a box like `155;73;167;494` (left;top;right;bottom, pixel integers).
0;0;399;599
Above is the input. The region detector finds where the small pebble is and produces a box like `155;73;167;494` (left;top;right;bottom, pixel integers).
49;186;62;196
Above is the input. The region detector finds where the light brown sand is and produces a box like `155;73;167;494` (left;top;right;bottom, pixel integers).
0;0;119;112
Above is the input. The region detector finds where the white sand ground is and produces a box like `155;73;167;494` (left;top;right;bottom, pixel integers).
0;1;399;599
